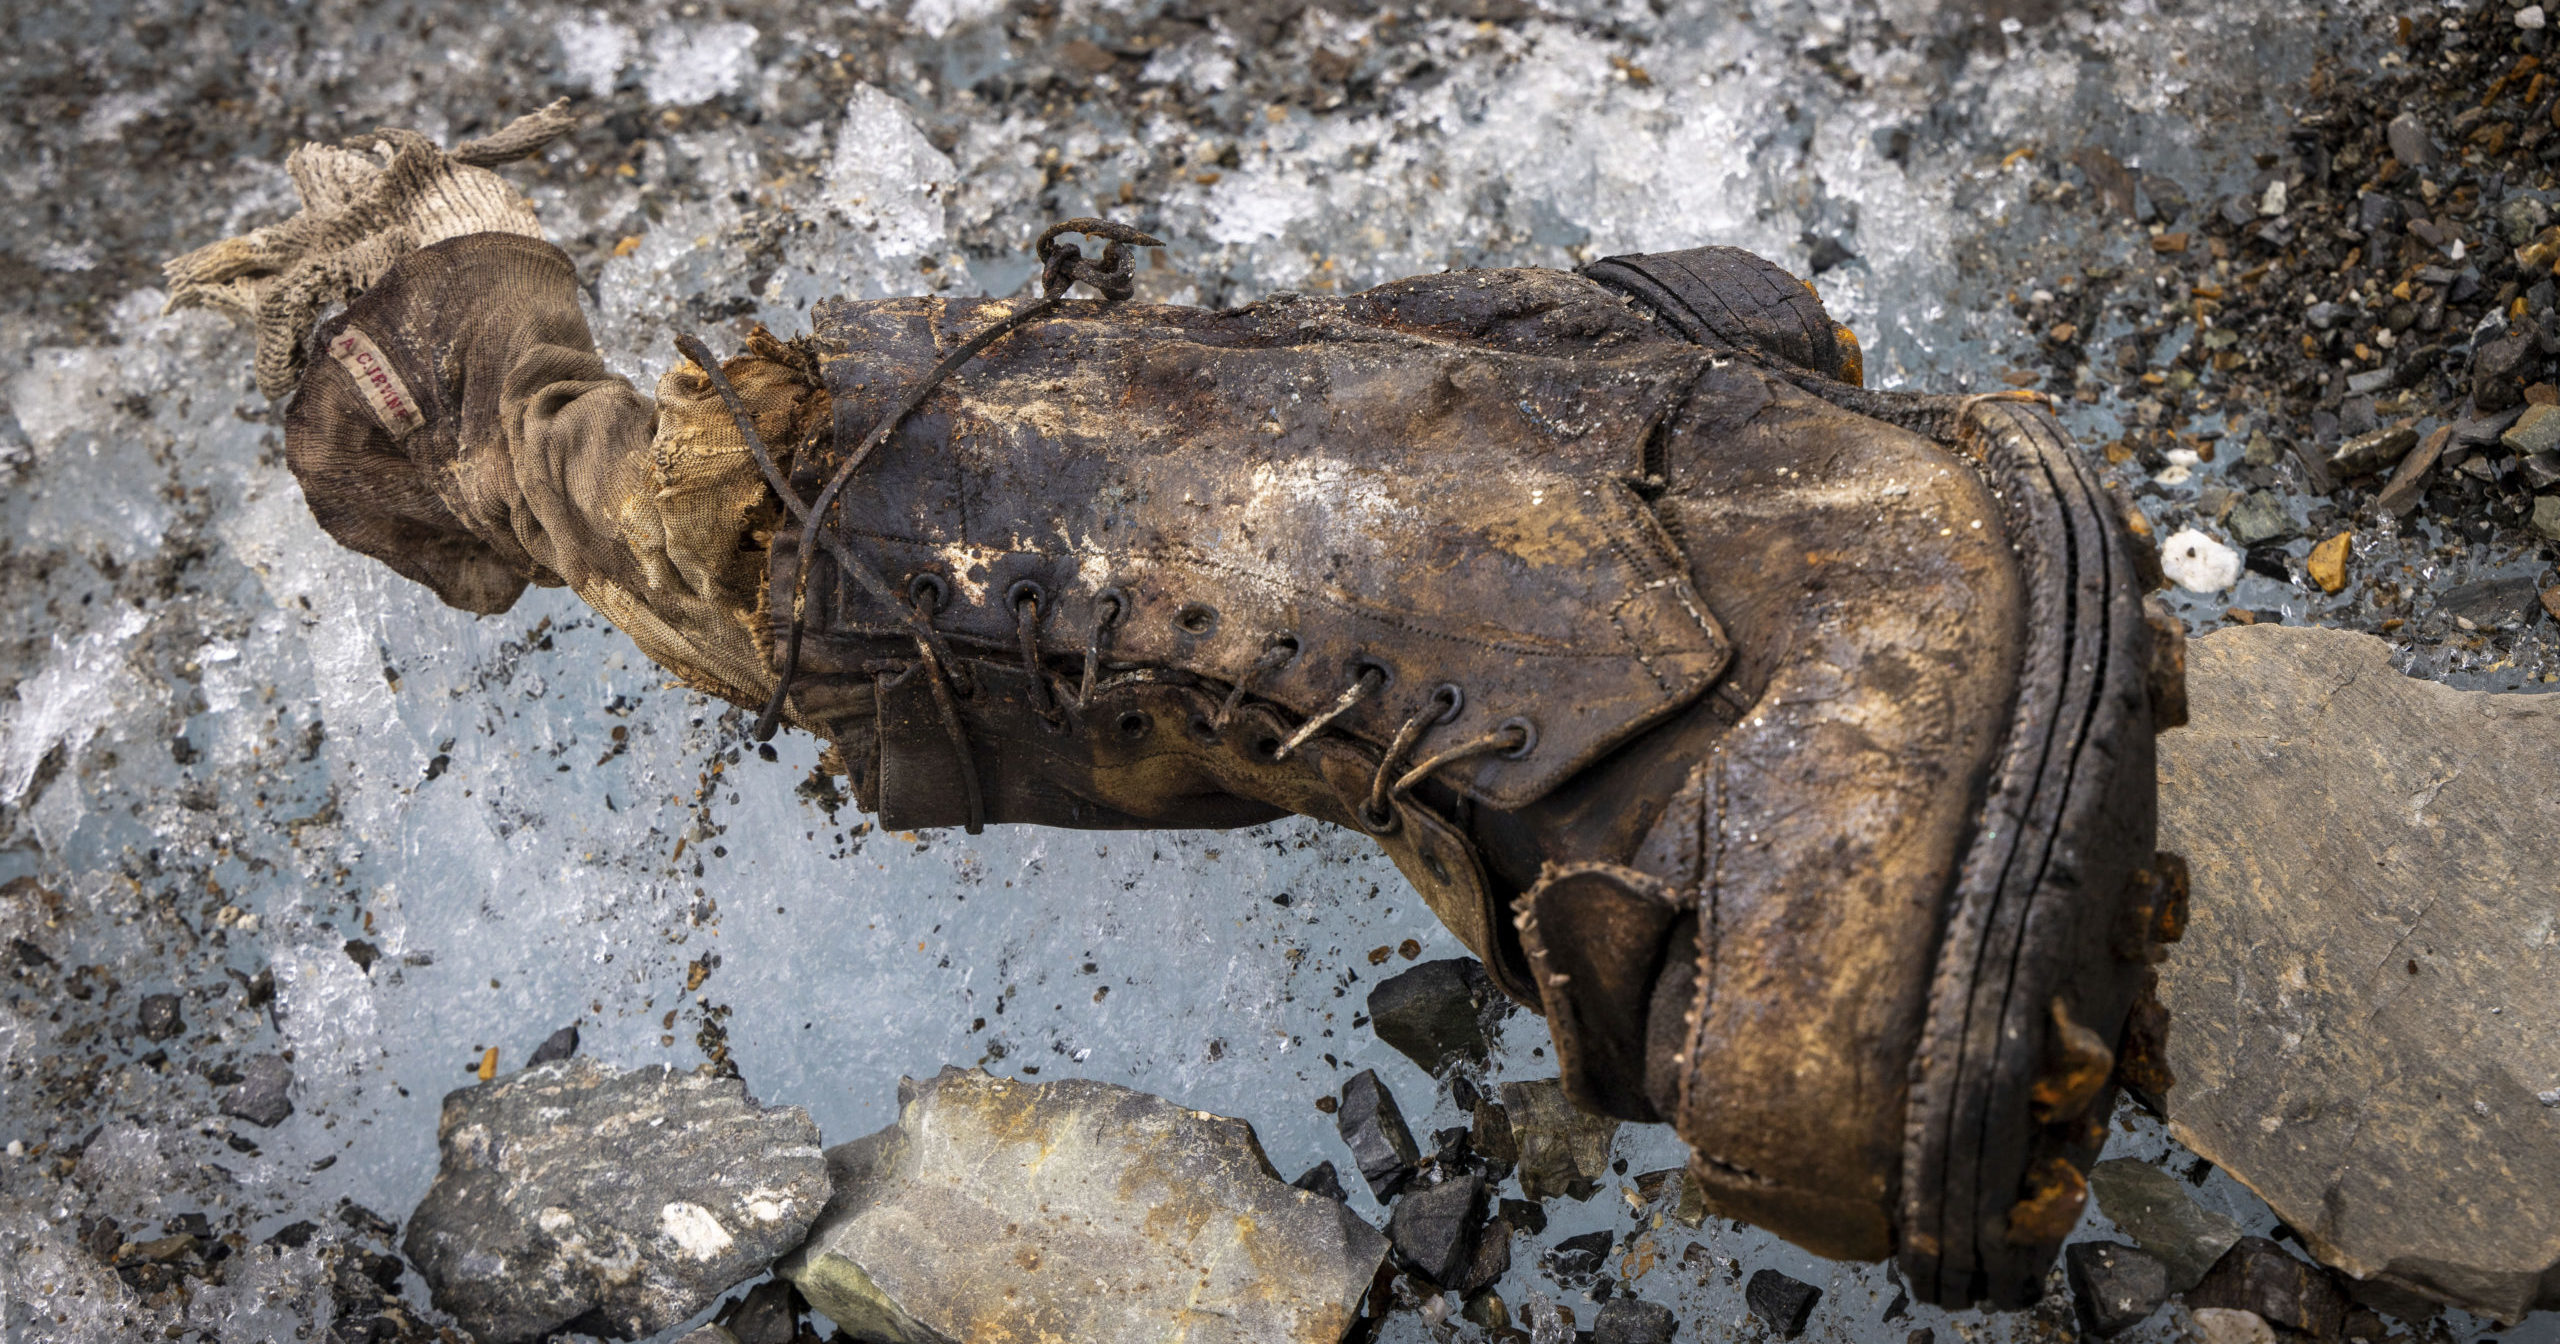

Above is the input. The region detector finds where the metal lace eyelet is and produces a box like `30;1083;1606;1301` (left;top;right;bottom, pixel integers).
908;571;950;613
1357;798;1400;834
1186;714;1221;744
1251;735;1284;760
1095;586;1129;624
1117;711;1153;740
1350;657;1393;691
1266;632;1301;661
1429;683;1465;724
1176;602;1219;636
1496;716;1538;759
1007;579;1047;614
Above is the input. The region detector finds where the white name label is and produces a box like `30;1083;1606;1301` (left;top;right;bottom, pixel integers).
326;327;423;439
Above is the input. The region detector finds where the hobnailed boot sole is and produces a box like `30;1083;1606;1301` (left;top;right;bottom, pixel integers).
1896;395;2166;1307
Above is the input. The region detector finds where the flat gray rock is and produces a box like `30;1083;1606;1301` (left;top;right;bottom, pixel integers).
2085;1158;2241;1292
403;1058;829;1343
780;1067;1387;1344
2157;624;2560;1322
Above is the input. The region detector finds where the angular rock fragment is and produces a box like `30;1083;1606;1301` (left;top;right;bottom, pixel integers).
1387;1172;1484;1287
2159;625;2560;1320
1471;1098;1517;1180
526;1024;580;1067
1291;1160;1348;1203
2086;1158;2241;1291
221;1054;293;1128
713;1278;799;1344
780;1069;1387;1344
2226;492;2292;545
1594;1297;1677;1344
1455;1214;1512;1295
1365;957;1506;1075
1336;1068;1422;1199
2186;1238;2348;1341
1545;1229;1614;1282
403;1058;828;1344
137;993;183;1042
1498;1078;1617;1202
2329;424;2416;477
2064;1240;2167;1336
1746;1267;1822;1338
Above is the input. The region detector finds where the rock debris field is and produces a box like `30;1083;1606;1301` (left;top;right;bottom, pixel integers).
2;0;2557;1341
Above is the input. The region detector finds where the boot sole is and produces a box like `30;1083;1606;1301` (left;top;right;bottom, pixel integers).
1897;397;2161;1307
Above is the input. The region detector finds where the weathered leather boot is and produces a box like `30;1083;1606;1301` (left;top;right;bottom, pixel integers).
758;244;2179;1306
173;110;2178;1304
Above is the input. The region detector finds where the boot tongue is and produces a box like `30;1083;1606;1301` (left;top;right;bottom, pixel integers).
1514;862;1690;1124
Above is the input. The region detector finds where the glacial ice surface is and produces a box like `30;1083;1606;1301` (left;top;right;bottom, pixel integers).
2;0;2553;1341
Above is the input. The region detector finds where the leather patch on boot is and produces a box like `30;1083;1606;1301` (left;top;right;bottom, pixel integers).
872;663;977;831
1516;862;1689;1123
325;327;424;439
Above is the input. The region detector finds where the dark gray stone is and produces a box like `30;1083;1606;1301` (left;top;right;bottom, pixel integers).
1545;1229;1614;1281
1365;957;1506;1075
1593;1296;1678;1344
1471;1099;1516;1180
221;1054;292;1128
402;1057;829;1344
137;993;182;1042
2141;173;2190;223
1455;1214;1511;1296
713;1278;797;1344
2086;1159;2241;1292
1498;1078;1617;1202
2472;332;2535;411
2159;626;2560;1321
2439;575;2541;625
526;1024;579;1067
1291;1160;1348;1204
1746;1267;1822;1338
1336;1068;1421;1200
2185;1238;2349;1341
1386;1172;1484;1286
780;1068;1385;1344
2065;1240;2168;1336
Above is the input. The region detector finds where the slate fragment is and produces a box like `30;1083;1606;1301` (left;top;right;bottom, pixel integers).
1498;1078;1617;1202
1365;957;1507;1075
781;1068;1387;1344
2086;1158;2241;1292
1592;1297;1678;1344
1291;1159;1348;1203
1746;1267;1822;1338
2158;626;2560;1321
2065;1240;2168;1336
402;1057;828;1344
2185;1238;2349;1341
1387;1172;1485;1287
137;993;183;1042
1336;1068;1422;1199
526;1024;580;1067
221;1054;293;1128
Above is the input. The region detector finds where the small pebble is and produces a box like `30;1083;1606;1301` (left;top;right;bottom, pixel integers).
2161;529;2242;593
2519;4;2546;29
